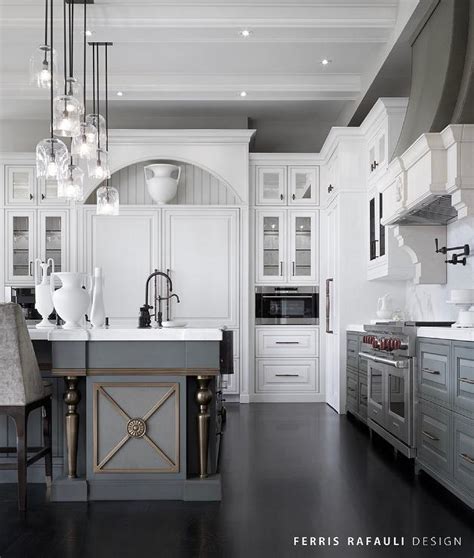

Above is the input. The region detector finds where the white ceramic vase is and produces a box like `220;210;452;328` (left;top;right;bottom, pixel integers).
90;267;106;328
144;163;181;204
34;258;55;329
51;272;92;329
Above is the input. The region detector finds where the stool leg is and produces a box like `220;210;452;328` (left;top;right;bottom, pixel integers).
13;409;27;512
43;398;53;485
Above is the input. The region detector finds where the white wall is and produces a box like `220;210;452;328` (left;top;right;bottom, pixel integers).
405;217;474;321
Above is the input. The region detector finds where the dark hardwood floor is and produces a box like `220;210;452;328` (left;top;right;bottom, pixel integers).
0;403;473;558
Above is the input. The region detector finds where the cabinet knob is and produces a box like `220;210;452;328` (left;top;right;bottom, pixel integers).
373;160;378;169
327;184;334;193
280;193;284;201
29;193;33;200
292;194;296;200
41;193;45;200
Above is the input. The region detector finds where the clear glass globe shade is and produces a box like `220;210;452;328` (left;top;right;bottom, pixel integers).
88;149;110;180
29;45;58;89
65;77;84;115
58;163;84;201
71;122;98;160
85;113;107;148
97;184;119;216
36;138;69;179
53;95;81;137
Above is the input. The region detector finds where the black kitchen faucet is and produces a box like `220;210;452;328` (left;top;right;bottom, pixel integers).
138;270;180;328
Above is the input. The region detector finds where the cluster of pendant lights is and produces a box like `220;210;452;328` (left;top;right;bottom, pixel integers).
31;0;119;215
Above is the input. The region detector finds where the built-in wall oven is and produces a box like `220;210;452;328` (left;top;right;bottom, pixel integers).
255;286;318;325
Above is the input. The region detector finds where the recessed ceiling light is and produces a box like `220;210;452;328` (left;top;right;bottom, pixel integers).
239;29;252;38
116;91;124;97
85;30;93;37
321;58;331;66
240;91;247;97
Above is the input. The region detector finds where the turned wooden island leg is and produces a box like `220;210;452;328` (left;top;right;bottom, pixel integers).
63;376;81;479
195;376;213;479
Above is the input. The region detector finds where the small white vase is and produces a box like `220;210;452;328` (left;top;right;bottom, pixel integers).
144;164;181;204
51;272;92;329
90;267;106;328
34;258;55;329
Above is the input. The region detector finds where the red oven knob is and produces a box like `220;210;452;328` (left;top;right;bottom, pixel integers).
394;339;401;350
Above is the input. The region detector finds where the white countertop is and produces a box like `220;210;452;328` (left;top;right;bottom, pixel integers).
346;324;474;342
28;326;223;341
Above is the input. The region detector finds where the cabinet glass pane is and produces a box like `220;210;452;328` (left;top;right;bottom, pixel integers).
369;197;376;260
11;171;31;201
44;216;62;271
379;193;385;257
12;216;30;276
293;171;313;201
389;374;405;419
263;216;281;276
370;367;383;406
262;172;282;202
378;134;386;165
294;216;311;276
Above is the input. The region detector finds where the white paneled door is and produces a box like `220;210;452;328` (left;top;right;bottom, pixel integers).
163;208;239;327
83;208;159;325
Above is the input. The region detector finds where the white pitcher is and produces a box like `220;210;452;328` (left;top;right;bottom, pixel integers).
90;267;106;328
144;163;181;204
51;272;92;329
34;258;55;329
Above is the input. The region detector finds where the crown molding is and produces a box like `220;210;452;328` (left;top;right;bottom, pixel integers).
109;129;256;145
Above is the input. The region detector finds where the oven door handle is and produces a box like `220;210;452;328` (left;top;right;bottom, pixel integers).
358;352;408;369
261;295;313;300
325;278;333;334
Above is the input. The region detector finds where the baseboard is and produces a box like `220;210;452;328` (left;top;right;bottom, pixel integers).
249;393;325;403
239;394;250;404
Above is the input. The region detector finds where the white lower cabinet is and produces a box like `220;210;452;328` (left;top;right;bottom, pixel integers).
255;326;319;396
256;358;317;393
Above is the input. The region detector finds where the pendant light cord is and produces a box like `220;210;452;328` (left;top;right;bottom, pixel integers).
44;0;48;47
92;42;96;115
63;0;67;94
96;44;101;151
83;1;87;119
105;44;109;152
49;0;54;140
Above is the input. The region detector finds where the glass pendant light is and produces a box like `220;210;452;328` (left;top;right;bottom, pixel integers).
85;113;106;147
97;181;119;215
88;148;110;180
30;0;58;89
72;1;97;160
52;0;81;137
36;138;68;180
36;0;68;183
58;160;84;201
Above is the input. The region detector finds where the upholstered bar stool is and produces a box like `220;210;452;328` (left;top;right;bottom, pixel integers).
0;303;52;511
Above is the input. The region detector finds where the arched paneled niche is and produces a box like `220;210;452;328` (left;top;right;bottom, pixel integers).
85;160;238;205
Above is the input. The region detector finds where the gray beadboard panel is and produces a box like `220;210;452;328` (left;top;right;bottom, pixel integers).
85;160;237;205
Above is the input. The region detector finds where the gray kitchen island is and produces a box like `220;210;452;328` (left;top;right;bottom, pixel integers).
25;327;227;502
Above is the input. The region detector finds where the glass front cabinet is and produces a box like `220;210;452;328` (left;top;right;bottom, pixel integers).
368;190;386;263
4;164;68;206
256;209;318;284
255;165;319;206
6;210;68;284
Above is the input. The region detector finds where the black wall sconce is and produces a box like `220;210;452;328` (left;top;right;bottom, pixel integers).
435;238;470;266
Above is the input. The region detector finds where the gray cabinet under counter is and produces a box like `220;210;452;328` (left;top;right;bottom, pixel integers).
416;337;474;509
345;332;367;424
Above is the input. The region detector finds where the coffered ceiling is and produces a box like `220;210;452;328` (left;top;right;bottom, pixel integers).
0;0;419;131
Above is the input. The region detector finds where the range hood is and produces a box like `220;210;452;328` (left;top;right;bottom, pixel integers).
395;195;457;226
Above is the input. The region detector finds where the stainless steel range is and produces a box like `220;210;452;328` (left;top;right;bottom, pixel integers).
359;321;452;458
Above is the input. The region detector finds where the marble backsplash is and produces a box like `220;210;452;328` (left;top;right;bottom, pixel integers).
405;217;474;321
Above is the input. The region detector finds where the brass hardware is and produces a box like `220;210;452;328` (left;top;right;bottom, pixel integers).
29;261;33;276
63;376;81;479
41;193;45;200
292;193;296;200
327;184;333;193
29;193;33;200
280;193;284;201
93;382;179;473
325;278;333;333
292;261;295;276
460;453;474;465
280;261;283;276
275;341;300;345
275;373;299;377
196;376;213;479
127;418;146;438
422;368;441;375
459;377;474;385
422;430;439;442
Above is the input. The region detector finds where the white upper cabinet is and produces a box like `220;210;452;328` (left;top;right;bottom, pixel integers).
5;166;35;205
255;209;318;284
255;164;319;206
256;166;286;205
288;166;319;205
288;210;318;282
256;210;287;283
4;164;68;206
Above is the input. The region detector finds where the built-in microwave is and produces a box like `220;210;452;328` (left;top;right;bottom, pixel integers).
255;286;319;325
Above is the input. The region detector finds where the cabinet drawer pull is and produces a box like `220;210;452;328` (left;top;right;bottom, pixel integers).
422;430;439;442
422;368;440;375
280;261;283;276
460;453;474;465
347;387;356;392
275;341;300;345
275;374;299;377
360;396;367;402
459;377;474;385
372;409;378;414
292;261;295;276
392;422;400;429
